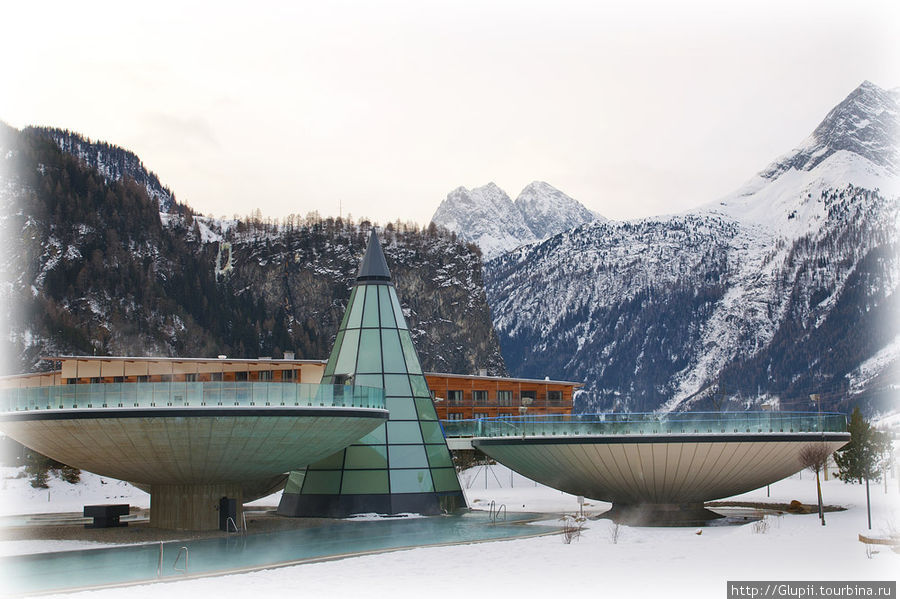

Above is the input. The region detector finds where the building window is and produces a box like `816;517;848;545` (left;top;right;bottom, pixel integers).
160;374;172;382
235;372;249;381
259;370;273;381
137;375;149;383
447;412;464;420
447;390;463;404
90;377;101;384
497;390;512;406
281;369;296;381
548;390;562;404
184;373;197;382
209;372;223;382
520;390;536;405
113;376;124;383
473;390;487;404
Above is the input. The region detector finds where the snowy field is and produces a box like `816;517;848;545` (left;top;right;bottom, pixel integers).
1;463;898;599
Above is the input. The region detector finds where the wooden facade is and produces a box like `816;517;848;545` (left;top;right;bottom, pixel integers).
3;358;582;419
425;373;581;420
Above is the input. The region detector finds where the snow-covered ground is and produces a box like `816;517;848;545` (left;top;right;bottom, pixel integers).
1;463;898;598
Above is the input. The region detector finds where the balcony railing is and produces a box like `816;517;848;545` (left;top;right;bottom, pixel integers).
440;411;848;438
0;383;385;412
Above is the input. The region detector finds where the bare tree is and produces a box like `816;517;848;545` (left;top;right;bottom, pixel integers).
799;443;833;526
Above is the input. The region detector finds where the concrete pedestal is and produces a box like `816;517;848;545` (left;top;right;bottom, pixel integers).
150;483;244;531
601;502;724;526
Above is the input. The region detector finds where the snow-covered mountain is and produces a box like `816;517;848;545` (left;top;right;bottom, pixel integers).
515;181;605;240
431;181;601;259
485;81;899;415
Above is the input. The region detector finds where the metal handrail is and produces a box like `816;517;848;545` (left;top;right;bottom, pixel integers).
173;546;189;575
0;382;386;413
442;411;848;438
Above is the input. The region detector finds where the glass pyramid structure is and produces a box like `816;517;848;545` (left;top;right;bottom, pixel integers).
277;229;466;516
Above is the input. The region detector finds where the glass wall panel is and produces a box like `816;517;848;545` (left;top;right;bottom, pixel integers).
420;421;446;444
344;445;388;469
302;471;342;494
388;287;408;329
308;450;346;469
390;469;434;493
414;398;437;420
385;397;418;420
338;287;358;330
381;330;407;373
356;330;383;373
431;468;462;492
398;330;423;374
425;444;453;468
378;285;396;329
284;471;306;494
388;445;429;468
357;424;387;445
334;329;360;376
347;286;365;329
322;331;345;377
408;375;430;398
362;285;381;328
354;374;383;388
341;470;389;494
387;421;423;443
384;375;412;397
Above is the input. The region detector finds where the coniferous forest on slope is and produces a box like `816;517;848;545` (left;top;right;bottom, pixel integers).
0;124;506;377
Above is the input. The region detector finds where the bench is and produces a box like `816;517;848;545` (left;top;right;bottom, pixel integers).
83;504;130;528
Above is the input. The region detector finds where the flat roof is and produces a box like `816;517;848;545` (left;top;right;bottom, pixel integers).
41;355;326;365
11;356;583;387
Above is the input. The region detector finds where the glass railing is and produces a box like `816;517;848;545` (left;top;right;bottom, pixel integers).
441;411;848;438
0;383;385;412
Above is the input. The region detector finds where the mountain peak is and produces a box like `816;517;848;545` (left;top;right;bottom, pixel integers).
431;181;601;260
761;81;898;179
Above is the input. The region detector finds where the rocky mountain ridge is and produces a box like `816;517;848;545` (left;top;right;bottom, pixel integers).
0;124;506;377
484;81;899;415
431;181;601;259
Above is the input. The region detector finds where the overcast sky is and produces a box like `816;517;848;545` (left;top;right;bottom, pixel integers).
2;0;897;224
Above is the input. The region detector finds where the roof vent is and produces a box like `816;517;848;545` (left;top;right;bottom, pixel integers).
283;351;295;360
217;355;227;360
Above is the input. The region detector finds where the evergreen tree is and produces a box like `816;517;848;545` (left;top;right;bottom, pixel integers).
834;407;892;483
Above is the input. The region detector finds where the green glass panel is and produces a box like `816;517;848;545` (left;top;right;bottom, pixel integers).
414;398;437;420
283;470;306;494
354;374;383;389
387;421;423;443
344;445;388;469
385;396;418;420
362;283;380;327
398;330;422;374
381;329;406;373
425;444;453;468
334;329;360;376
357;329;382;373
420;421;446;444
431;467;462;492
322;330;344;377
341;470;389;494
409;375;430;398
389;287;408;330
301;471;342;494
358;423;387;445
384;374;412;397
389;445;428;468
307;450;346;470
390;469;434;493
346;286;365;329
338;287;358;331
378;285;396;328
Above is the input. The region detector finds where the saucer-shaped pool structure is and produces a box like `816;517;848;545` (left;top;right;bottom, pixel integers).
0;382;387;530
446;412;849;523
